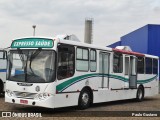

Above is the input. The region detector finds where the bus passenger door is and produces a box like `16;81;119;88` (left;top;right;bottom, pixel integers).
99;52;110;88
129;56;137;89
125;56;137;89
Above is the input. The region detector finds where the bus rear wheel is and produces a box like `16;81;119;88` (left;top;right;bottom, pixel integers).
78;89;91;109
136;86;144;102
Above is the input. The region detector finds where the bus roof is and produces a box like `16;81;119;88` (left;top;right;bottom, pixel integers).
57;37;113;52
10;36;159;59
58;39;159;59
144;54;159;59
112;48;145;57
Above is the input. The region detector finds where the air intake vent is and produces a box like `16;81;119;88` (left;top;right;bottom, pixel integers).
115;46;132;51
56;34;80;42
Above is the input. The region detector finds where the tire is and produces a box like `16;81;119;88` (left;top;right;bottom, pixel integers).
0;81;4;97
136;86;144;102
0;81;3;93
78;89;91;109
0;92;4;97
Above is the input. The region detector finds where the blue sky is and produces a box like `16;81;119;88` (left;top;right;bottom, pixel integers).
0;0;160;48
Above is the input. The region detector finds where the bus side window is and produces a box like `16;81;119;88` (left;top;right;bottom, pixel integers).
145;57;152;74
153;59;158;74
137;57;144;74
113;53;123;73
76;47;89;71
90;49;97;72
57;45;75;80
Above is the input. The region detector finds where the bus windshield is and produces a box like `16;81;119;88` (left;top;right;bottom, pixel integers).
7;50;55;83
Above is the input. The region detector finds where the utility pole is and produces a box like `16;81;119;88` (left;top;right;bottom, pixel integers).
32;25;36;36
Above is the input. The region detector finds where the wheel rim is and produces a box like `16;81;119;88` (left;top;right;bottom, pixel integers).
82;92;89;105
138;89;143;99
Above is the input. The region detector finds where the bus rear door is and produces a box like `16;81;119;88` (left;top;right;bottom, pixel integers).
125;55;137;89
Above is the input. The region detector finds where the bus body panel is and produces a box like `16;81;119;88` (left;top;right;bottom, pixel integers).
5;95;55;108
93;89;137;103
53;93;79;108
5;81;52;94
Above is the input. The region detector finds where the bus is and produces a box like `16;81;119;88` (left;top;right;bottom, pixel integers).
5;35;159;109
0;49;7;96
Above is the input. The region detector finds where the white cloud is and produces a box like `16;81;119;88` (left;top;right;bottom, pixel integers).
0;0;160;48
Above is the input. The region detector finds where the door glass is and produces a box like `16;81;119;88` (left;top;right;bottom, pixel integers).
99;53;103;73
125;57;129;75
103;54;109;74
129;57;137;88
130;57;136;75
99;52;109;88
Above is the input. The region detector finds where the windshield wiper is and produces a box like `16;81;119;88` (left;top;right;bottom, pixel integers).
17;49;28;82
30;48;42;61
29;48;42;75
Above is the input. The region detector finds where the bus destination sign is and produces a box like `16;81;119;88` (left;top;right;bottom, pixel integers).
11;38;53;48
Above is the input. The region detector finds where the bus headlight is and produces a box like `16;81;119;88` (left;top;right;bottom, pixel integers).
36;93;51;100
43;93;48;99
6;89;14;97
38;93;43;100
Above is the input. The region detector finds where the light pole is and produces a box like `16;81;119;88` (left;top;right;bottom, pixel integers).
32;25;36;36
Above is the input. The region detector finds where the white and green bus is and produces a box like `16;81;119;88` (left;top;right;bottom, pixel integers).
5;35;159;109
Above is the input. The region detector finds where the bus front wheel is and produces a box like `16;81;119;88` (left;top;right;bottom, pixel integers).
78;89;91;109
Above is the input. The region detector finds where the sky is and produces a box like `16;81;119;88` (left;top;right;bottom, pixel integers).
0;0;160;48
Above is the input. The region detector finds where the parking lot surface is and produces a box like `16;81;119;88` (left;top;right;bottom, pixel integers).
0;94;159;119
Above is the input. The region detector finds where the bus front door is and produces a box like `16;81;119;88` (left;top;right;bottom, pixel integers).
99;52;110;88
125;56;137;89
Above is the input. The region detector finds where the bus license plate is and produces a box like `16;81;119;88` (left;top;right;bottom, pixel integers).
20;99;28;104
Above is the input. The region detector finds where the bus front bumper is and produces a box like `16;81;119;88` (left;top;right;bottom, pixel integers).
5;95;55;108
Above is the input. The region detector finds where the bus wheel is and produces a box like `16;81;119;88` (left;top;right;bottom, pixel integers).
136;86;144;102
0;81;4;97
78;89;91;109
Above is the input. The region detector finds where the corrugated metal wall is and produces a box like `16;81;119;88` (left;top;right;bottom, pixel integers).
148;25;160;56
120;25;149;54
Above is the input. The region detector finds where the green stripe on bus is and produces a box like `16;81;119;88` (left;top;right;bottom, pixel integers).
137;75;158;84
56;74;157;92
56;73;99;92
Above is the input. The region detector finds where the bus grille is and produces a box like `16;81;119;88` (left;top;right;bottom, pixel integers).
13;91;37;99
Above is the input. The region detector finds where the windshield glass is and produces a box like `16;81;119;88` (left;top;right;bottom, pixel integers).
7;50;55;83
